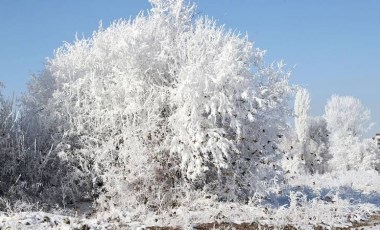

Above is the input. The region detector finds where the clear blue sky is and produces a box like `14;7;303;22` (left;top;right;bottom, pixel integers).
1;0;379;135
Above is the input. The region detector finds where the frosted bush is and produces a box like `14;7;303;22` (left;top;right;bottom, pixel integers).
24;0;293;210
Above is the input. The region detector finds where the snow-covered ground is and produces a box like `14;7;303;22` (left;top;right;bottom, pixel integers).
0;211;147;230
0;208;379;229
288;170;380;193
1;170;379;229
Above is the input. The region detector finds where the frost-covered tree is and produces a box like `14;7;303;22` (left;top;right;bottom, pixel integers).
0;82;18;197
20;72;57;152
0;82;12;140
0;83;18;148
295;88;311;144
306;117;330;174
325;95;371;138
282;88;330;175
281;88;310;175
324;95;377;171
0;81;78;208
24;0;293;210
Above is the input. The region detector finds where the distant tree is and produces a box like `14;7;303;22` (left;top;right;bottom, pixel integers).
281;88;310;175
282;88;330;175
306;117;330;174
324;95;377;171
0;82;14;149
294;88;311;144
325;95;371;138
0;82;17;172
0;82;15;200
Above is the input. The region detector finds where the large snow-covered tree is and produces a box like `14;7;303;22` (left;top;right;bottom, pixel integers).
24;0;293;209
